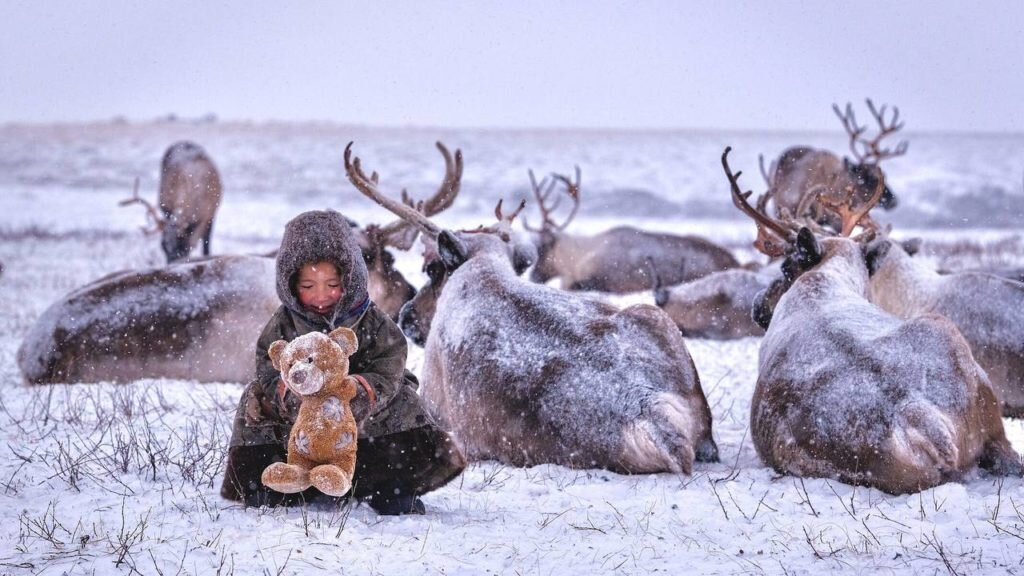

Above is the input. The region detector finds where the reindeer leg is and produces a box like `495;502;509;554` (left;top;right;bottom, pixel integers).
980;437;1024;477
201;220;214;256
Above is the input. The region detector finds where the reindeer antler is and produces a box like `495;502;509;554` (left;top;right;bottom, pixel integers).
118;177;165;235
722;147;796;257
833;99;909;165
816;173;887;237
522;166;581;233
366;141;463;250
344;142;442;238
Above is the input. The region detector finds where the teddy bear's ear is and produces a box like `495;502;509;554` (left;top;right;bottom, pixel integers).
268;340;288;371
328;327;359;357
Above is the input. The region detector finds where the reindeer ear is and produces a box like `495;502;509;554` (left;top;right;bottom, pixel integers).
795;227;822;270
901;237;922;257
862;238;892;276
268;340;288;371
438;230;468;271
328;327;359;357
843;157;855;172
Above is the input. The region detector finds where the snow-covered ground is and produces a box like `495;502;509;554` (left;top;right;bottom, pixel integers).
1;121;1024;575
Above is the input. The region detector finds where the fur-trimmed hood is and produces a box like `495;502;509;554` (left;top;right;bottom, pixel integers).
276;210;369;326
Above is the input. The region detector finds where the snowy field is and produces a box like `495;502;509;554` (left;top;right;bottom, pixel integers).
1;121;1024;575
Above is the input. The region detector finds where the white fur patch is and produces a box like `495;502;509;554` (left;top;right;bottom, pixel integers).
296;430;311;455
323;396;344;422
335;432;354;451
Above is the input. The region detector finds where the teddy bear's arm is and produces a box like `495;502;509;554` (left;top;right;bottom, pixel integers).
254;308;296;414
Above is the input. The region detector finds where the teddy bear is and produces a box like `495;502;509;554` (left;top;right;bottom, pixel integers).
261;327;360;497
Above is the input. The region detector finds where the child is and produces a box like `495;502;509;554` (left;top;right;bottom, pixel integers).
221;209;466;514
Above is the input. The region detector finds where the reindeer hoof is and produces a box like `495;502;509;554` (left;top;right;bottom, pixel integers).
261;463;312;494
309;464;352;497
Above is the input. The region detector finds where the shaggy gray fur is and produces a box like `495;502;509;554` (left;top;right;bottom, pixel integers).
276;210;369;325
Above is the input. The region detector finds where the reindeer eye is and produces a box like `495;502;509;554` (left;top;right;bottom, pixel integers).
306;356;313;363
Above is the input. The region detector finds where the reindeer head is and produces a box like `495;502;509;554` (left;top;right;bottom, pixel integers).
344;142;464;320
522;167;580;284
343;142;532;346
722;147;883;329
833;99;908;213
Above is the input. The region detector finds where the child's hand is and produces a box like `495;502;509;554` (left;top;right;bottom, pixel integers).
348;375;377;426
243;385;277;425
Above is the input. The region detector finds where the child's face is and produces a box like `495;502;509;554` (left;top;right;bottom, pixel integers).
296;261;343;314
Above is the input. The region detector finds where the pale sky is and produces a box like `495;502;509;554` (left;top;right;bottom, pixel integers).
2;1;1022;132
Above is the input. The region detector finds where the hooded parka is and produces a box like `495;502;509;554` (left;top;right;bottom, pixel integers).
221;210;464;510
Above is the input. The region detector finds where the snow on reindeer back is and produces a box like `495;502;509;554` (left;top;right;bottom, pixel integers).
17;255;278;380
758;240;974;447
876;244;1024;345
433;252;697;452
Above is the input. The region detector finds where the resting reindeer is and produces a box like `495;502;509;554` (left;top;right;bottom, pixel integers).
351;141;464;320
651;265;777;340
763;99;906;231
24;143;463;384
864;237;1024;417
939;265;1024;285
121;141;223;262
723;147;1020;494
526;169;739;293
346;143;718;474
18;255;278;384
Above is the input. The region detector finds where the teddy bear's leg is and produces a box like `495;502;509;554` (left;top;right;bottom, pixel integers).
261;463;312;494
309;464;353;497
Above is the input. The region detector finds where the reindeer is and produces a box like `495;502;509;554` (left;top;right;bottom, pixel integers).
525;169;739;293
651;266;776;340
864;237;1024;417
121;141;223;262
17;255;278;384
351;141;464;320
763;99;906;232
346;143;719;474
723;147;1020;494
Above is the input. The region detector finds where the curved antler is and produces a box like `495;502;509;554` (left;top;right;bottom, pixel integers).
522;166;581;233
833;99;909;165
369;141;464;250
817;173;887;237
118;177;166;235
722;147;796;257
344;142;442;238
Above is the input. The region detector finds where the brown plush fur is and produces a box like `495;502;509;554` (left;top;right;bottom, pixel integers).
261;327;360;497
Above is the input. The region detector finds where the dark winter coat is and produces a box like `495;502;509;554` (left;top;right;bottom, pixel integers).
227;210;435;449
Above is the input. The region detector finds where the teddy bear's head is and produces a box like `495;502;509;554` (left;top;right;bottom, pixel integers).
267;327;358;396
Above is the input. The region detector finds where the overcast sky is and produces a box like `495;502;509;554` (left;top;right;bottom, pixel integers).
2;1;1022;132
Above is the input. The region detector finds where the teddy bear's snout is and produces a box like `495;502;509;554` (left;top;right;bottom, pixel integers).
286;363;325;395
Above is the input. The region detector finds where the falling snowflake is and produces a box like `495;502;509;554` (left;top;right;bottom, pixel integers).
322;396;345;422
295;430;311;455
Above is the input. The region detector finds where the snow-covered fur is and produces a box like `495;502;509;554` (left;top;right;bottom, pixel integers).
753;234;1020;494
530;226;738;293
866;238;1024;416
261;328;360;497
275;210;369;324
408;228;719;474
159;141;223;262
654;267;777;339
17;255;278;384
